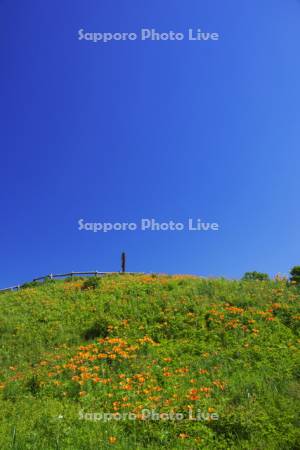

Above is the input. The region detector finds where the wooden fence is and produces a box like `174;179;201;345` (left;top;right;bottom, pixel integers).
0;271;143;293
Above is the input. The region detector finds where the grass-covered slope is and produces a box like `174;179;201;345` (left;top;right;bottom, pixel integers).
0;274;299;449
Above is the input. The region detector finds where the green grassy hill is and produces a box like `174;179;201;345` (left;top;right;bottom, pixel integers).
0;274;299;449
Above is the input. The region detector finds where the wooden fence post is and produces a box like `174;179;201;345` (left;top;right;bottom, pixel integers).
121;252;126;273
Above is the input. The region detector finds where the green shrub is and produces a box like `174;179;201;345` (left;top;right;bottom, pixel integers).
242;271;269;281
83;319;109;340
290;266;300;285
81;276;101;290
21;281;40;289
26;375;40;396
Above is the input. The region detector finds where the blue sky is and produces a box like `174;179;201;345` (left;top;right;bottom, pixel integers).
0;0;300;287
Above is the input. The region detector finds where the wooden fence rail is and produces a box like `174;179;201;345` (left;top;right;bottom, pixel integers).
0;285;21;292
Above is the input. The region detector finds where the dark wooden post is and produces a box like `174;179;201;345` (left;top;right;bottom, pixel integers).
121;252;126;273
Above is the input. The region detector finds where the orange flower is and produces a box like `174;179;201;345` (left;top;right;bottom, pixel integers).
199;387;212;393
163;371;172;377
113;401;120;411
176;367;189;374
163;357;172;363
188;389;200;400
178;433;189;439
92;376;101;383
108;436;117;444
189;388;198;395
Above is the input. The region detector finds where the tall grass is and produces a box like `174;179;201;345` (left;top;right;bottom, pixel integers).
0;274;299;449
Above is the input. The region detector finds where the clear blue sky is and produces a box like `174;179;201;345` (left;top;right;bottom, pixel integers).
1;0;300;287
